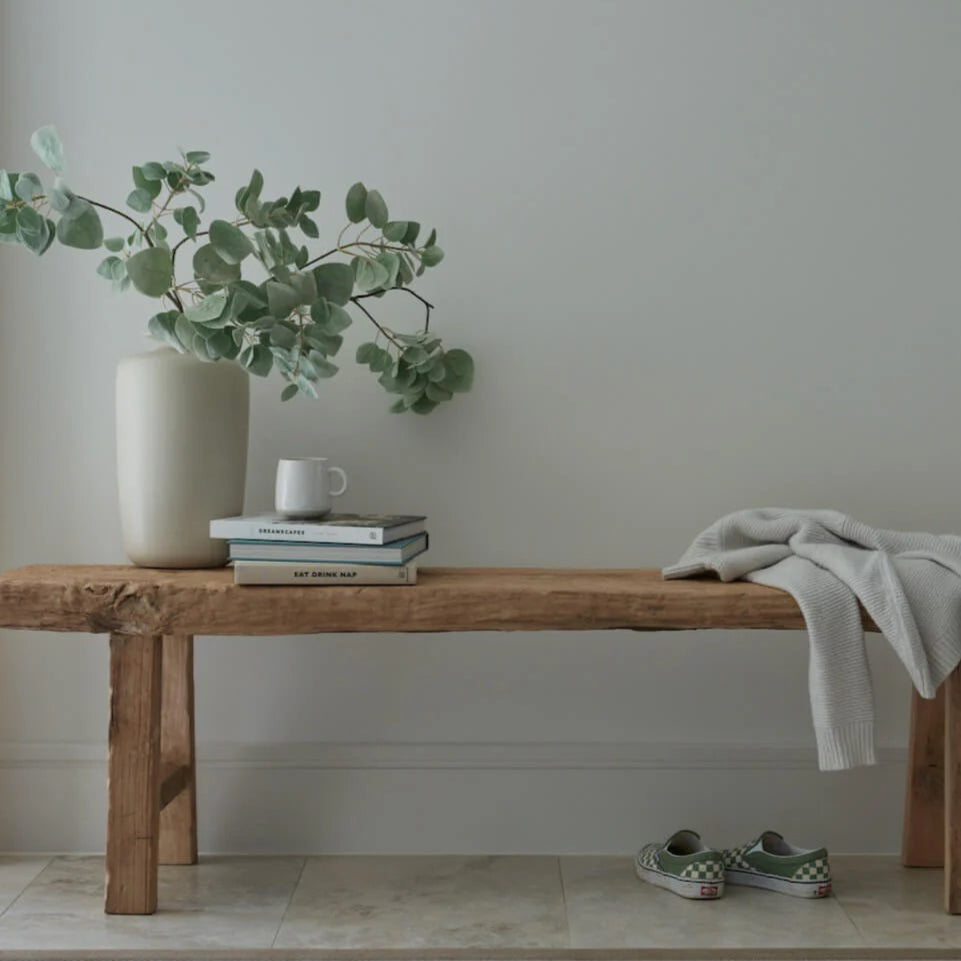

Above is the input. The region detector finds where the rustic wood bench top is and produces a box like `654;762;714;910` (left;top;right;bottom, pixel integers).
0;564;880;635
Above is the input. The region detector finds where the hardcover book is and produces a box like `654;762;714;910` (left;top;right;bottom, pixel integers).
211;513;426;546
227;533;428;565
234;561;418;586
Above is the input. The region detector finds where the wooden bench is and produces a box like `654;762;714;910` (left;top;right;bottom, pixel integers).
0;565;953;915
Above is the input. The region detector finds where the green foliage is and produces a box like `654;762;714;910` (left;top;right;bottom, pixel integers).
1;125;472;413
30;126;64;172
127;247;172;296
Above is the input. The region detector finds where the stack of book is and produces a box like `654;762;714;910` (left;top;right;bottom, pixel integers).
209;513;427;585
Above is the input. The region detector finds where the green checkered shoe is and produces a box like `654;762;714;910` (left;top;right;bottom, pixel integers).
634;829;725;900
722;830;832;898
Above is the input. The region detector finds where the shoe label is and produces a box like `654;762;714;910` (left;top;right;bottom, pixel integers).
700;884;719;897
816;883;832;897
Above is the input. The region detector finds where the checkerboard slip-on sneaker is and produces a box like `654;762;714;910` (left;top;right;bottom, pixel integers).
722;830;832;898
634;829;725;900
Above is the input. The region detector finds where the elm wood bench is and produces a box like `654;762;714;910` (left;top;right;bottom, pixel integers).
0;565;953;915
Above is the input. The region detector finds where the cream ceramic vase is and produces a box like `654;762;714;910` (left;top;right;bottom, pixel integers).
116;347;249;568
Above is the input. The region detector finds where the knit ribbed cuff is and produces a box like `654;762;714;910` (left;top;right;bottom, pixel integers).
816;721;877;771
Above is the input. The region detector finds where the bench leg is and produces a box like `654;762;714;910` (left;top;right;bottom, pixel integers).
903;685;945;867
105;632;163;915
159;634;198;865
947;665;961;913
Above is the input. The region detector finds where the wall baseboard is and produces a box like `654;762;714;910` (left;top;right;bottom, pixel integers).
0;738;908;771
0;739;908;853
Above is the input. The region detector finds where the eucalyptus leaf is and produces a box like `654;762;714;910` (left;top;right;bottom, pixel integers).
421;245;444;267
103;236;125;252
126;247;172;297
185;150;210;164
30;125;64;172
184;291;228;324
203;330;234;359
299;215;318;238
375;250;399;288
15;206;49;254
345;181;367;222
173;205;199;239
147;310;183;351
14;172;44;202
0;170;16;201
281;383;298;401
309;353;338;377
356;342;376;364
411;396;438;415
443;348;474;391
239;343;273;376
97;255;126;281
309;297;330;327
247;168;264;199
312;262;354;305
132;165;163;199
289;269;317;304
193;244;241;284
351;255;390;293
140;162;166;181
209;219;253;264
364;189;388;228
266;280;300;318
40;219;56;254
126;188;153;213
382;220;408;242
326;303;353;334
369;347;391;372
55;201;103;249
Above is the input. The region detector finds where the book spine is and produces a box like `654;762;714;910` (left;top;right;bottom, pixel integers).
234;562;417;586
211;521;384;545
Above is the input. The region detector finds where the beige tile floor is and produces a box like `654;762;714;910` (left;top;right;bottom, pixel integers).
0;854;958;951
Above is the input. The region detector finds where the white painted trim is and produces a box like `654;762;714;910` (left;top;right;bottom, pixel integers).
0;740;908;771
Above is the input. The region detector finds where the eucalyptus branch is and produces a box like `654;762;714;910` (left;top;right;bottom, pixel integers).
3;126;469;412
349;296;403;349
303;240;421;269
77;196;150;245
353;286;434;330
164;289;185;312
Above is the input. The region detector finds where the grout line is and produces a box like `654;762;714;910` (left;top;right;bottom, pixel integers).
0;856;54;920
832;879;875;947
270;855;308;948
557;855;572;950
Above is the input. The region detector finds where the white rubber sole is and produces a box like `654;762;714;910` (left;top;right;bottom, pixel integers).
725;868;832;898
634;860;724;900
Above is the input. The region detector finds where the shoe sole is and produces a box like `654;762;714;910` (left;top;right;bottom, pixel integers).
725;868;832;898
634;859;724;900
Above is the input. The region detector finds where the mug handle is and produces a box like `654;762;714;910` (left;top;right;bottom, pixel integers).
328;466;348;497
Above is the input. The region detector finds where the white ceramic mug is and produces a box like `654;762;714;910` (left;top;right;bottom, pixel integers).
275;457;348;518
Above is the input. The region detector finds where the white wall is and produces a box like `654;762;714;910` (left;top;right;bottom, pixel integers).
1;0;959;854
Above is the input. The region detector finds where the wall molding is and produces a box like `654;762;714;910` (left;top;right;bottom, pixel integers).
0;739;909;772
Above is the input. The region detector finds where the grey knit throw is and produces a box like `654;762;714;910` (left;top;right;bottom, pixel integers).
664;508;961;770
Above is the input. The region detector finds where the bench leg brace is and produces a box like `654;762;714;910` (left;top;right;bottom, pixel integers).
159;634;198;865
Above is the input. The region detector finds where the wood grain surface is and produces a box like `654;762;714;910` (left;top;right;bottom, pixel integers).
0;565;880;636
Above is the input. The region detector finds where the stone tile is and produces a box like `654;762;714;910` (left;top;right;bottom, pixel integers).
0;857;50;915
561;855;865;948
274;855;568;948
832;854;961;947
0;855;303;950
